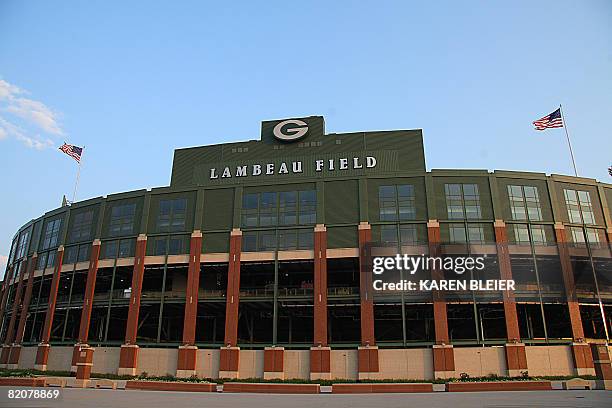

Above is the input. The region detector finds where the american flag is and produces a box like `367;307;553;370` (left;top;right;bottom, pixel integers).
533;108;564;131
59;143;83;163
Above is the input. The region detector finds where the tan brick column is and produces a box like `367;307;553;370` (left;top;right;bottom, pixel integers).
220;229;241;378
428;220;455;379
1;257;29;366
591;343;612;390
310;224;330;380
176;230;202;378
35;246;65;371
118;234;147;376
8;253;38;368
70;240;101;372
494;220;528;376
554;223;594;375
357;222;378;379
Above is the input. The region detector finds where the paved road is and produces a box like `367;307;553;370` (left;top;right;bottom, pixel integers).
0;387;610;408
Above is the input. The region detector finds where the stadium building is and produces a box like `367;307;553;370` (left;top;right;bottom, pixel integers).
0;116;610;380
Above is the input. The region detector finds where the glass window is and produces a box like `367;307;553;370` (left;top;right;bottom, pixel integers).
77;244;90;262
241;194;258;227
242;231;257;252
279;191;297;225
16;230;30;259
508;185;542;221
298;190;316;224
570;227;601;245
298;229;314;249
379;185;415;221
157;198;187;232
37;252;48;270
381;225;398;245
278;230;297;250
70;210;94;242
467;225;484;243
449;224;467;243
102;241;118;259
259;192;277;227
118;239;134;258
400;225;417;245
109;203;136;236
259;230;276;251
63;246;78;264
42;218;62;250
46;251;56;268
168;237;184;255
445;184;480;219
564;189;595;225
379;186;397;221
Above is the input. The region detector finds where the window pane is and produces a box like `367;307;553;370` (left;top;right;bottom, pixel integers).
449;224;466;243
381;225;398;245
242;232;257;252
400;225;417;245
279;191;297;225
298;190;316;225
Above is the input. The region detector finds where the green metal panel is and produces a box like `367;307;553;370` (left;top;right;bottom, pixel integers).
202;188;234;231
327;226;358;249
66;203;101;244
203;232;230;253
325;180;359;224
101;195;145;238
552;180;605;225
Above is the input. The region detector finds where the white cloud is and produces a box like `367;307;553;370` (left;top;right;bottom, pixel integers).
0;255;7;274
0;78;65;149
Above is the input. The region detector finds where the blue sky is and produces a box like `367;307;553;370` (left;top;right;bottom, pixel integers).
1;1;611;275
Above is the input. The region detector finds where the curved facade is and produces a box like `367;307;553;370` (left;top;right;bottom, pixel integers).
0;115;611;379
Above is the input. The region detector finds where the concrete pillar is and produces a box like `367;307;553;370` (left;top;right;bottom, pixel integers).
494;220;528;376
220;229;241;378
177;230;202;378
357;222;378;379
310;224;330;380
70;240;101;372
554;223;595;375
8;253;38;369
35;246;64;371
427;220;455;378
263;346;284;380
1;257;28;366
118;234;147;376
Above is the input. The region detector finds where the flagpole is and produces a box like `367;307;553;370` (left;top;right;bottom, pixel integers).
559;104;578;177
71;146;84;203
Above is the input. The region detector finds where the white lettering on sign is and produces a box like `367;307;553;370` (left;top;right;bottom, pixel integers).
273;119;309;141
209;156;377;180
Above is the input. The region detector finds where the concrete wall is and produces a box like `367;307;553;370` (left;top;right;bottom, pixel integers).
196;349;220;379
330;349;358;380
18;346;37;369
525;345;574;376
372;348;434;380
92;347;120;374
284;350;310;380
46;346;73;372
238;350;264;378
137;348;178;377
453;347;507;377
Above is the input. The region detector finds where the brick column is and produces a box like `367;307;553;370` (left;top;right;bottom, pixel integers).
35;246;64;371
554;223;594;375
118;234;147;376
176;230;202;378
0;265;16;332
357;222;378;379
70;240;101;372
75;346;94;388
591;343;612;390
494;220;528;376
310;224;330;380
220;229;241;378
1;258;28;366
428;220;455;379
263;346;284;380
8;253;38;368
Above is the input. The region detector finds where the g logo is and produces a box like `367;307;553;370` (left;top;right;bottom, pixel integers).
273;119;309;141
